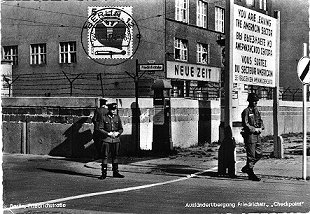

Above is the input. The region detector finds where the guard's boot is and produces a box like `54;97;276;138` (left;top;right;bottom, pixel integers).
228;162;237;178
99;164;107;180
112;164;124;178
247;168;261;181
241;165;250;173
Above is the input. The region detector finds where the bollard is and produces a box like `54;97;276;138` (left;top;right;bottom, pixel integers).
218;126;236;177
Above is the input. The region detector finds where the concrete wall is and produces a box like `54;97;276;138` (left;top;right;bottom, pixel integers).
3;97;307;157
259;100;308;136
2;97;155;157
170;99;220;147
2;97;219;157
232;100;310;143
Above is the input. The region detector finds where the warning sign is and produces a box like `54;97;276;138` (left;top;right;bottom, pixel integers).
231;4;277;87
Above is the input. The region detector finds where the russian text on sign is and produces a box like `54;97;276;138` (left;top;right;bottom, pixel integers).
232;4;277;87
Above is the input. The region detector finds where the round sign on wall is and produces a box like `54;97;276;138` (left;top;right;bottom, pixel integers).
297;56;310;84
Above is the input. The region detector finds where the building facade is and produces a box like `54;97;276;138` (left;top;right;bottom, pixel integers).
272;0;309;98
1;0;229;99
2;0;290;100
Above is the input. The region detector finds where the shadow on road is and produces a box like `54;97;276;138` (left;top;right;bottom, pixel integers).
156;164;201;175
38;168;99;179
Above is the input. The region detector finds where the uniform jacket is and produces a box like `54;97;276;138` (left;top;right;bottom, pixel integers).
95;113;123;143
92;107;108;141
241;106;264;135
92;107;108;126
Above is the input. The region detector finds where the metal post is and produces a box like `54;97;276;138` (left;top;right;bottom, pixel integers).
218;0;234;175
99;73;104;97
70;82;73;96
135;59;140;153
62;71;82;97
125;60;150;153
303;84;307;180
273;11;282;158
8;84;11;97
224;0;234;129
303;43;308;180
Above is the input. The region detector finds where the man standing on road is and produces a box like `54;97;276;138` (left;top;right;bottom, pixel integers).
241;93;264;181
96;103;124;180
92;98;108;160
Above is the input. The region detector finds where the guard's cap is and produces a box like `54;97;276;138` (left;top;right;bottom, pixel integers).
107;103;117;110
247;93;259;102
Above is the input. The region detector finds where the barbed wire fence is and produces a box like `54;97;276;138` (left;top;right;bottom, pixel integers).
1;70;164;98
1;72;305;101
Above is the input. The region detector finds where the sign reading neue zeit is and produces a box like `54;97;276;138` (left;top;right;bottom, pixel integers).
232;4;277;87
167;61;220;82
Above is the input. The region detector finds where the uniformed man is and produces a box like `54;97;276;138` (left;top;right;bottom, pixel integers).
241;93;264;181
92;98;108;160
96;103;124;179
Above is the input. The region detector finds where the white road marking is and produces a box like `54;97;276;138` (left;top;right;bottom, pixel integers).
3;166;218;211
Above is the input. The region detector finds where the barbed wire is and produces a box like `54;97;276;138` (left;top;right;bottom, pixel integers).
3;70;304;101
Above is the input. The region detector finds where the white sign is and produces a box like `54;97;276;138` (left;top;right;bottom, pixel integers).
231;4;277;87
1;64;12;97
167;61;220;82
297;56;310;84
139;64;164;71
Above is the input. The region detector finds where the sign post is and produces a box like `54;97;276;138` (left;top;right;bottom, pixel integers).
273;11;282;159
297;43;309;181
219;0;279;176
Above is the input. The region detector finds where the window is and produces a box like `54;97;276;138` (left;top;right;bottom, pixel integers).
246;0;255;6
59;42;77;64
2;46;18;65
197;43;209;64
215;7;224;33
175;0;189;23
30;44;46;65
197;0;207;28
172;80;184;97
259;0;267;10
174;38;188;61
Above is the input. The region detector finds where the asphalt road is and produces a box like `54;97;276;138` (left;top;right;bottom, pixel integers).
3;154;310;214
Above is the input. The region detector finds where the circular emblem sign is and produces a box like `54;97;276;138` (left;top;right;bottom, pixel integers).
81;7;141;66
297;56;310;84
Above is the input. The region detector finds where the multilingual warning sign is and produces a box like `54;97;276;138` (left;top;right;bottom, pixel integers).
231;4;277;87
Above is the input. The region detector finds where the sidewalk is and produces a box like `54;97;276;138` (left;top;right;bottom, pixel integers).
3;147;310;181
84;152;310;181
